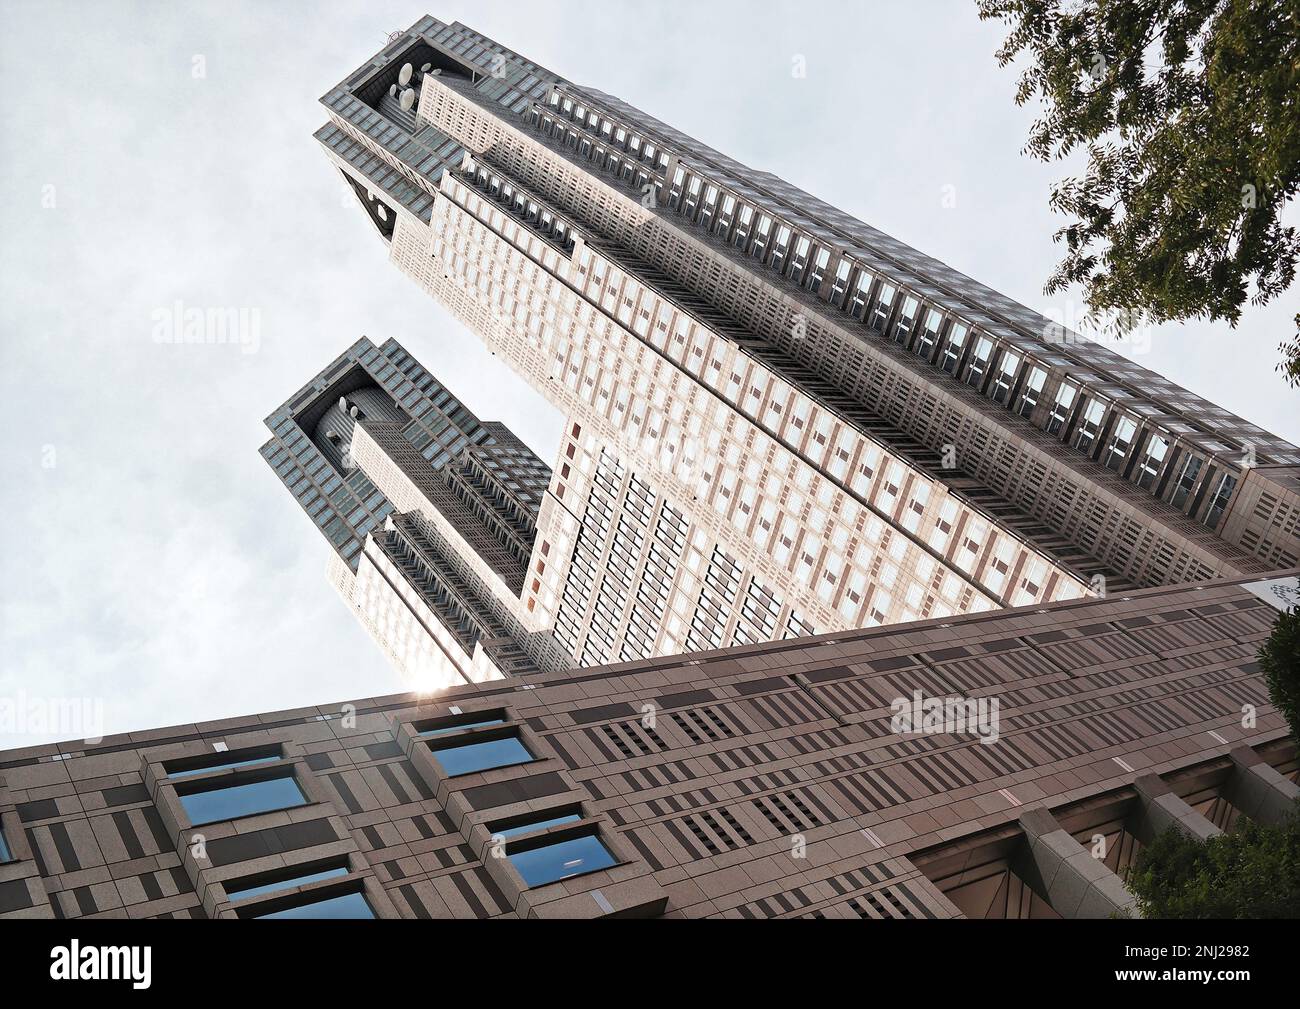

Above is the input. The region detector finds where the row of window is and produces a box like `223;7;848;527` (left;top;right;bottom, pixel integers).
533;89;1244;532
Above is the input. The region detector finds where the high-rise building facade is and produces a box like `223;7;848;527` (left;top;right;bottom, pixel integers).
308;16;1300;676
2;572;1295;919
260;336;572;690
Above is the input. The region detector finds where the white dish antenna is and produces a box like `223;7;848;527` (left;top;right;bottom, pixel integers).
377;205;388;221
420;63;432;72
398;62;413;86
399;88;415;111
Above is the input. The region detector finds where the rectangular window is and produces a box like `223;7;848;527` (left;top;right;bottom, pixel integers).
427;730;534;776
1017;367;1046;418
848;270;874;319
869;283;896;332
1135;435;1168;490
417;716;506;737
807;247;830;292
916;309;942;359
492;811;584;840
0;826;14;863
253;890;375;920
1073;399;1107;453
226;862;351;902
940;323;968;373
1203;471;1238;528
1046;383;1076;435
1170;452;1206;509
165;746;283;780
989;350;1021;403
965;336;993;388
894;295;919;344
507;831;617;888
177;772;308;826
1101;416;1137;470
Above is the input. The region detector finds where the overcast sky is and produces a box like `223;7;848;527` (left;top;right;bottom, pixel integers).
2;0;1296;748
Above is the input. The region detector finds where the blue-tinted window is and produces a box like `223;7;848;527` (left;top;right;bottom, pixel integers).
226;865;350;902
179;775;308;826
0;826;13;863
429;734;533;776
254;890;375;920
417;717;505;738
494;812;582;839
166;754;282;779
509;834;617;887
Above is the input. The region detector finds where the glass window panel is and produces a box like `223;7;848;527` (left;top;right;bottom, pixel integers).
417;717;506;737
167;754;282;779
227;866;350;902
429;735;534;776
254;891;375;920
179;776;308;826
495;813;583;839
509;834;617;887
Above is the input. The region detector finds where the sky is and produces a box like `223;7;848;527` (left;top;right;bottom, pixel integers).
2;0;1296;749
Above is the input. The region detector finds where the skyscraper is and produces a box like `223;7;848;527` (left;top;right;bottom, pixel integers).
260;336;572;690
305;15;1300;677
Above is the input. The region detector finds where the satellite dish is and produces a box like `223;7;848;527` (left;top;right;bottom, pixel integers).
399;88;415;110
430;68;441;76
349;406;359;418
420;63;432;72
398;62;413;85
377;205;388;221
388;83;396;97
338;397;347;409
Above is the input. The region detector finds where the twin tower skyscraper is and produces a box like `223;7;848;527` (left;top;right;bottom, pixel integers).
262;15;1300;693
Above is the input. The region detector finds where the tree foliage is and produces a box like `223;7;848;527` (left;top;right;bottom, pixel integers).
1259;604;1300;742
1126;806;1300;918
978;1;1300;377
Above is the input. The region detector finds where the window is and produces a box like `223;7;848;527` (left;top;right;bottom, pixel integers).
869;283;896;332
848;270;874;319
253;890;375;920
916;309;942;359
894;295;919;344
164;747;283;780
965;336;993;389
807;248;830;292
1073;399;1107;453
989;350;1021;403
177;772;308;826
1101;416;1137;470
939;322;967;373
1203;471;1238;528
0;826;14;863
226;862;350;902
829;259;852;306
494;812;583;839
1169;453;1203;509
509;834;616;887
492;811;618;889
1135;435;1168;490
417;716;506;737
1046;382;1076;434
1017;367;1046;418
427;728;534;776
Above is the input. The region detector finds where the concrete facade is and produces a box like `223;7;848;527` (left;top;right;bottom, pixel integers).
2;572;1294;919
